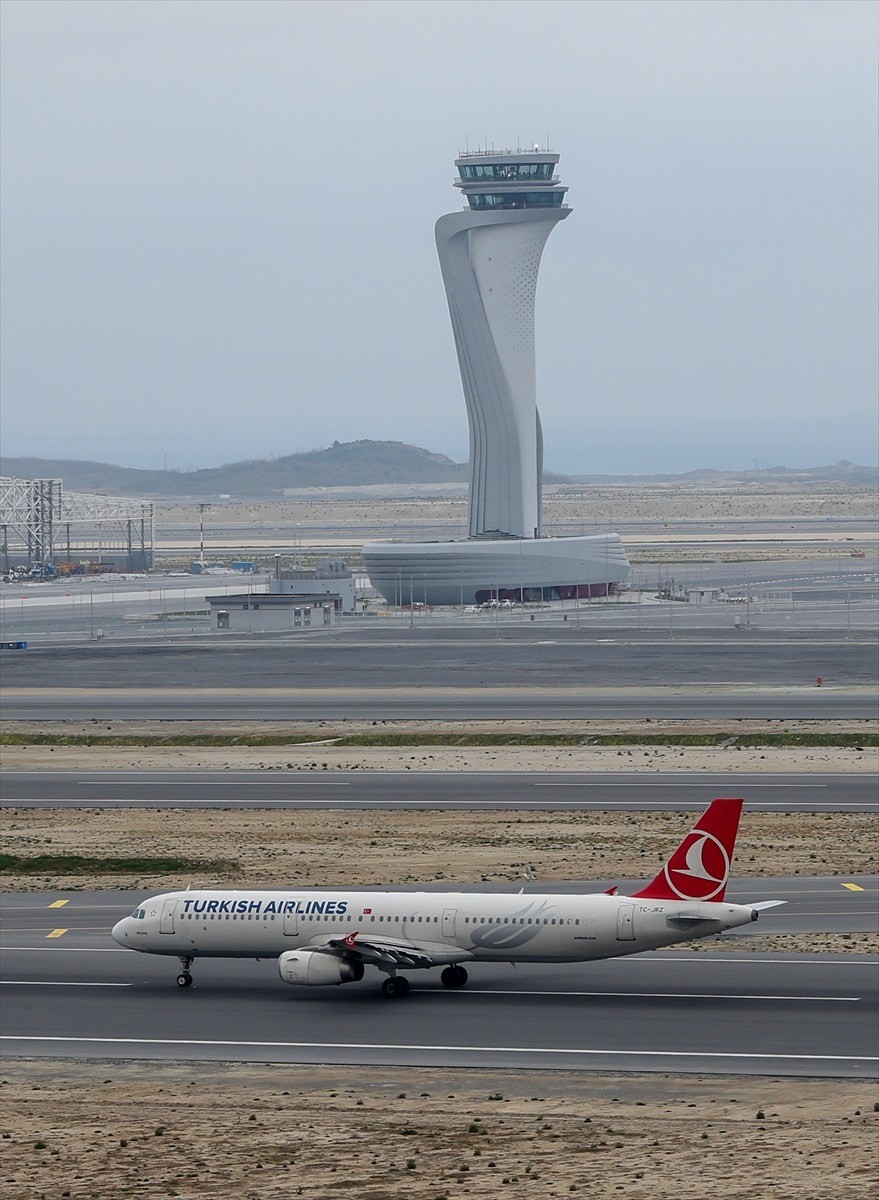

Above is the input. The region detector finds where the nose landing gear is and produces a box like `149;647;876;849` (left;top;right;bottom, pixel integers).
176;957;194;988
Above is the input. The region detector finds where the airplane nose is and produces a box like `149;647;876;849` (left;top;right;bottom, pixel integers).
111;919;128;945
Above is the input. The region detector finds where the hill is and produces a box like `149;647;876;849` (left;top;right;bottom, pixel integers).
1;445;875;497
0;441;469;497
560;460;878;489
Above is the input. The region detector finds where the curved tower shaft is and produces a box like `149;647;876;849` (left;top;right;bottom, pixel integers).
435;149;570;539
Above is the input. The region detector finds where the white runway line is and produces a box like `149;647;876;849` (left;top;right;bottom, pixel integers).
2;1035;875;1066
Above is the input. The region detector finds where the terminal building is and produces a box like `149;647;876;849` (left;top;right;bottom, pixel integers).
363;146;628;606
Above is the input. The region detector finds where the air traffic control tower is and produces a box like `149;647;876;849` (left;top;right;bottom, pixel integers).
438;147;569;540
363;146;629;606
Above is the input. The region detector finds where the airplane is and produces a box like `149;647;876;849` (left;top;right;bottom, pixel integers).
111;798;783;999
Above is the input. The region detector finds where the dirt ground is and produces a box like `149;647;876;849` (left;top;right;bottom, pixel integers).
157;484;879;532
3;740;876;776
154;485;878;562
4;805;876;891
1;1059;877;1200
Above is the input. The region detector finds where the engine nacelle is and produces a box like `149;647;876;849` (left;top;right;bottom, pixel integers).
278;950;364;987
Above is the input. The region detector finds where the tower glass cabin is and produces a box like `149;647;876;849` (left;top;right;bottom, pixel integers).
435;149;570;539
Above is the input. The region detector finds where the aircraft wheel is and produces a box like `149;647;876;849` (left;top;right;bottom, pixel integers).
381;976;409;999
176;973;193;989
441;966;468;989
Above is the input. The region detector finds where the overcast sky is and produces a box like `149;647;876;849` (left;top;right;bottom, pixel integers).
1;0;876;474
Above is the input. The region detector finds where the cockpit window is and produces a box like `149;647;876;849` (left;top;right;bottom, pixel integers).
130;908;146;920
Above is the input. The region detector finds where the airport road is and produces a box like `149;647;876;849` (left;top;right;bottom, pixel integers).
2;770;876;812
1;884;876;1078
2;686;878;721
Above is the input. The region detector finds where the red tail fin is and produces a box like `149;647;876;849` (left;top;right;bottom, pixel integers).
632;798;743;902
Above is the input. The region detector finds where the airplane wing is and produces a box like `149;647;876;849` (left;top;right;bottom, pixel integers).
305;930;472;971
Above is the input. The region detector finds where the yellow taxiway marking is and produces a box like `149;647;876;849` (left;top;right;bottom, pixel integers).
48;899;69;909
841;883;865;892
46;928;68;939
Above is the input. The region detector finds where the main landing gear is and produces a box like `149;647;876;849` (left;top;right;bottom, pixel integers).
381;966;469;998
441;965;468;989
176;957;194;988
381;975;410;999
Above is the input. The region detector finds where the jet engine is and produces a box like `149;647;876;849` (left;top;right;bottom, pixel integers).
278;950;364;987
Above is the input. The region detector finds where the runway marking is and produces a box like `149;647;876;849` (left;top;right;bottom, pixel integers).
48;899;69;909
1;947;875;967
463;990;860;1003
78;780;351;787
46;929;67;939
842;883;865;892
9;800;873;813
2;926;118;934
2;1036;875;1066
1;947;130;953
1;981;131;987
536;782;827;789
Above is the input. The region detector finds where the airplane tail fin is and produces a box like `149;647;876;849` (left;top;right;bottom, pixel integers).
632;798;743;903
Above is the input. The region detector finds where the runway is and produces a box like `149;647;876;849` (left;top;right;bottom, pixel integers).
1;884;876;1078
2;627;877;689
2;769;876;811
3;685;877;721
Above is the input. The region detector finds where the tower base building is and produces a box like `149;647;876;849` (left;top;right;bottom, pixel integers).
363;532;628;607
364;145;629;607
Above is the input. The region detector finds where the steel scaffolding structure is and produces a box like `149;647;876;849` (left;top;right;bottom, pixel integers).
0;477;155;572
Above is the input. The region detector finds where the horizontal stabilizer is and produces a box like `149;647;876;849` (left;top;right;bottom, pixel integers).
748;900;787;911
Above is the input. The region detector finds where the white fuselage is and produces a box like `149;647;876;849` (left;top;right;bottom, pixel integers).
112;887;758;965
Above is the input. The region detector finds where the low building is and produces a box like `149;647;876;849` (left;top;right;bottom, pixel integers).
268;558;356;611
206;593;338;632
688;587;721;605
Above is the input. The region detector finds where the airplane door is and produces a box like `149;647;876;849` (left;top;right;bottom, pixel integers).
616;904;635;941
442;908;457;939
283;908;298;936
159;900;177;934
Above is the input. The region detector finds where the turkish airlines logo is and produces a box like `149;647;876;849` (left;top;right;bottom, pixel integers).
663;831;730;900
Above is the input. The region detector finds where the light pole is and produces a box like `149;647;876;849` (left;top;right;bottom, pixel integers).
197;503;210;568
